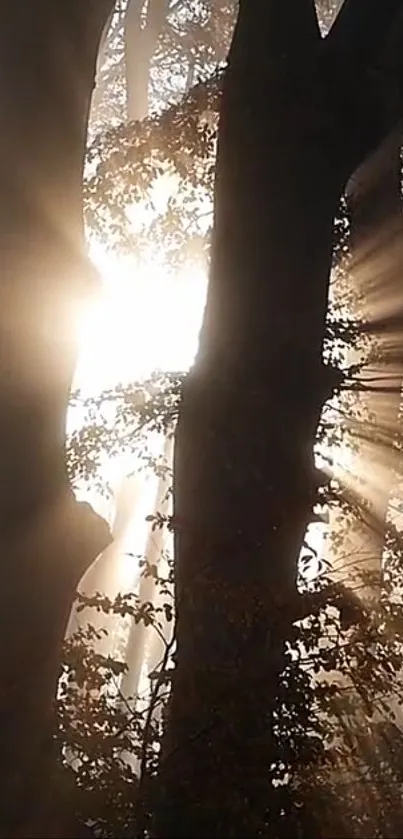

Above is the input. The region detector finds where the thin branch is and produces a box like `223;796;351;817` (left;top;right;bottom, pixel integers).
136;631;175;836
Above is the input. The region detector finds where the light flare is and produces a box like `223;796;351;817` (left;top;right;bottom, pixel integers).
73;247;207;395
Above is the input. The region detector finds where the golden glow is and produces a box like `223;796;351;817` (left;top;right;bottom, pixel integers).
70;175;403;602
73;245;207;395
67;244;202;616
69;239;206;575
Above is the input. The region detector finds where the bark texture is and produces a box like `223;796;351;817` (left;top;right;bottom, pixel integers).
0;2;114;835
156;1;403;836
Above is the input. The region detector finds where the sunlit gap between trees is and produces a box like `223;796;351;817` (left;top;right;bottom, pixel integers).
68;187;331;611
68;188;208;578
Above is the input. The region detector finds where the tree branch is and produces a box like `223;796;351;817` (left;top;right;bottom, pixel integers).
228;0;321;77
323;3;403;178
326;0;403;69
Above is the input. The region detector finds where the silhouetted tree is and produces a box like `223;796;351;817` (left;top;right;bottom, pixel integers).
0;2;115;835
156;2;403;836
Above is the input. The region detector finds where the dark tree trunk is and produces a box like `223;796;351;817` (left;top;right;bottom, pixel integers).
0;2;114;835
156;1;403;836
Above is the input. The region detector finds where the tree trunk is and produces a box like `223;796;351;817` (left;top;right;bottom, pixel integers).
156;1;403;836
0;2;114;835
125;0;169;121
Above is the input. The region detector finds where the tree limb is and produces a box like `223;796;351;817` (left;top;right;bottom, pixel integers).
323;3;403;178
228;0;321;76
326;0;403;69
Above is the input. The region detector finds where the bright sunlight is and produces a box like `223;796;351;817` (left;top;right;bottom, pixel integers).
74;245;207;395
67;238;207;599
